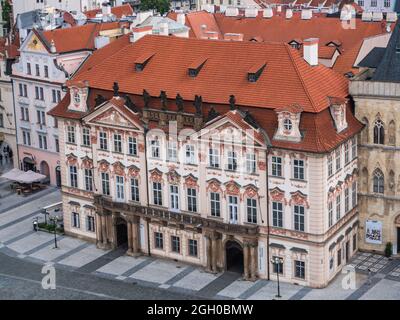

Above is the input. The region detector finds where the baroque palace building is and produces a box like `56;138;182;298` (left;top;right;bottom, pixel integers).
350;22;400;255
49;34;363;288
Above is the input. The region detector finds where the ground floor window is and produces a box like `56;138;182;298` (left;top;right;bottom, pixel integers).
171;235;180;253
272;256;283;274
329;256;334;270
353;234;357;252
72;212;80;228
188;239;198;257
294;260;305;279
154;232;163;249
337;249;342;266
86;216;95;232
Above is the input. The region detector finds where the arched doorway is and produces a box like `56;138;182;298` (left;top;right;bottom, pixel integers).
0;141;14;171
22;157;35;172
55;166;61;187
225;240;244;273
40;161;50;184
115;218;128;248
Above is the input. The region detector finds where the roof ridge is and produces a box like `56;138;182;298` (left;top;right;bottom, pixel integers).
284;44;319;113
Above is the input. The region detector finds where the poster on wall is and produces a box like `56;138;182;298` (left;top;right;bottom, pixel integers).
365;220;382;244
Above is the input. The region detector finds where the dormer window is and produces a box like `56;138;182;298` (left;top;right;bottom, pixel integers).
73;93;81;104
248;62;266;83
273;104;303;142
328;97;348;133
67;81;89;113
134;52;155;73
188;57;207;78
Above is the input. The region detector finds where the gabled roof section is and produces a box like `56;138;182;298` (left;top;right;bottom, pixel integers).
372;21;400;82
84;4;134;19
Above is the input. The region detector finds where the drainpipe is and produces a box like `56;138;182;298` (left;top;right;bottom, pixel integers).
143;123;151;256
10;77;20;169
265;147;271;281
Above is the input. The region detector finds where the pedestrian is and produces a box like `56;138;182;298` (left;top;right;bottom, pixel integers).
367;268;372;285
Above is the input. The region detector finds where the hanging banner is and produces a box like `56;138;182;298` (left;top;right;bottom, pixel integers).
365;220;382;244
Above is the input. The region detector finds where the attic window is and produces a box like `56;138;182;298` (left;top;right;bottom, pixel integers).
134;52;155;72
248;62;266;83
188;57;207;77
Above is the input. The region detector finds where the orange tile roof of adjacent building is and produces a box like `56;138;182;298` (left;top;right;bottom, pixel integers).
68;35;348;113
84;4;134;19
37;22;126;54
169;11;392;75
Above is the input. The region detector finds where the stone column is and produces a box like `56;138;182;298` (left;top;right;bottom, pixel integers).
211;233;219;273
101;215;107;246
95;214;103;246
132;216;140;255
127;221;133;255
205;234;212;272
243;243;250;280
249;244;258;281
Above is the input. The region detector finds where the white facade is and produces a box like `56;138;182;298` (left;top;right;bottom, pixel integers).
357;0;396;13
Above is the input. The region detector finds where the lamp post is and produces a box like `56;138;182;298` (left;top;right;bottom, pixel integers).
271;256;283;298
49;216;60;249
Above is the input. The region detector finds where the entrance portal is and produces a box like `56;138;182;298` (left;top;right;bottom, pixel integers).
116;222;128;248
225;240;244;273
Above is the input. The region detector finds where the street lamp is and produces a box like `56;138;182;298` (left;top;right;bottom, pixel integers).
49;216;61;249
271;256;284;298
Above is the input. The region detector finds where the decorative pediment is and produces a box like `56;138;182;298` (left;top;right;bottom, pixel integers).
167;169;181;185
68;81;89;113
81;156;93;169
112;161;125;176
269;187;286;203
289;190;309;208
225;180;241;196
184;174;198;188
206;178;222;193
91;106;139;129
66;153;78;165
98;159;110;172
128;165;140;177
149;168;163;183
25;33;48;53
244;184;258;198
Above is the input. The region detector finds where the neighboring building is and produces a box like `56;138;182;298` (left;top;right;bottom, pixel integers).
170;0;197;11
168;8;395;75
84;3;134;22
350;22;400;255
49;34;363;288
12;22;129;185
356;0;396;13
0;37;18;171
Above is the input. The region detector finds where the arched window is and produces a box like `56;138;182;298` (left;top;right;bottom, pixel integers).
388;120;396;146
373;169;384;194
373;119;384;144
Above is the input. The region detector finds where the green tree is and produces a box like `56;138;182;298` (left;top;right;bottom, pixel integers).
140;0;170;15
2;0;12;31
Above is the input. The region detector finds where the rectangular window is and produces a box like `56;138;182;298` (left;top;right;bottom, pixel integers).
227;151;237;171
82;127;91;146
27;63;31;75
84;169;93;192
52;89;61;103
337;249;342;266
272;201;283;228
353;234;357;251
101;172;110;196
210;192;221;217
128;137;137;156
153;182;162;205
246;198;257;224
131;178;139;202
273;256;283;274
384;0;390;7
21;106;29;121
352;182;357;208
371;0;377;6
151;139;160;158
187;188;197;212
328;201;333;227
114;134;122;153
185;144;195;164
167;141;177;161
72;212;80;228
99;132;108;150
295;260;305;279
35;86;44;100
271;156;282;177
335;148;341;171
294;205;305;231
44;65;49;78
171;236;180;253
22;130;31;146
55;138;59;153
293;159;305;180
154;232;163;249
351;137;357;159
345;188;349;213
35;64;40;76
328;153;333;177
169;185;179;211
37;110;46;125
38;134;47;150
228;195;239;224
188;239;198;257
116;176;124;201
246;153;256;174
23;84;28;97
67;126;75;144
336;194;341;221
69;165;78;188
86;216;95;232
344;142;349;165
209;148;220;168
0;114;3;128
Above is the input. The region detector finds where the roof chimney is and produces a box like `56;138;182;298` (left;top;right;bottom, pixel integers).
223;33;244;41
303;38;319;66
361;12;372;21
301;9;312;20
50;39;57;53
159;22;169;36
226;7;239;17
263;8;273;18
245;8;258;18
386;12;398;23
102;2;112;15
286;9;293;19
372;12;383;22
177;13;185;25
130;26;153;43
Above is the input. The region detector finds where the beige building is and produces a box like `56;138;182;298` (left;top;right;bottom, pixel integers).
49;34;363;288
350;23;400;255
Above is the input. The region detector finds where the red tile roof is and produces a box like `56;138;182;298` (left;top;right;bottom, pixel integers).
84;4;134;19
49;35;362;153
